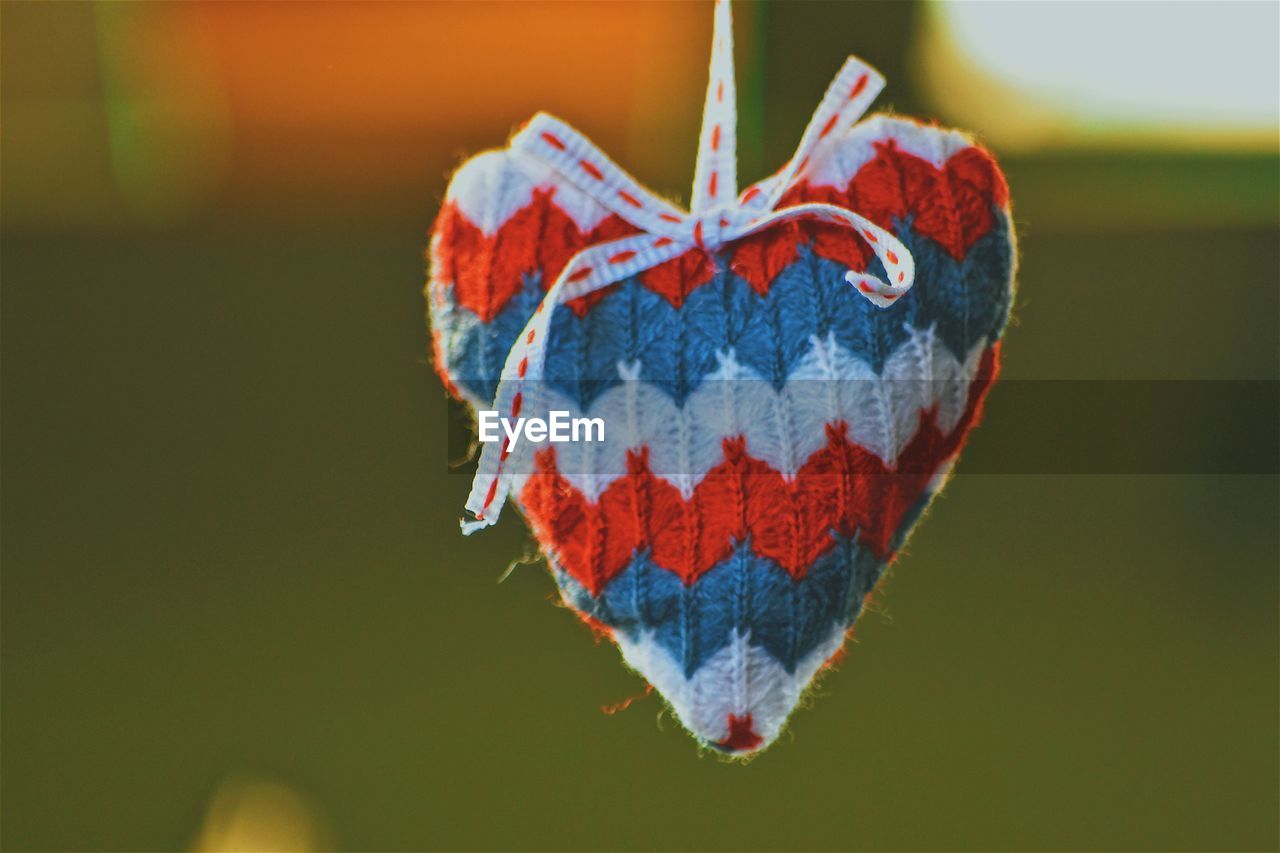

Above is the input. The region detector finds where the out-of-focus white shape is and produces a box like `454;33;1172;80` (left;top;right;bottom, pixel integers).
919;1;1279;149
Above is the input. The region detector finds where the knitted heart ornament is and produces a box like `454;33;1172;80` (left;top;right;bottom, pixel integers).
426;1;1014;755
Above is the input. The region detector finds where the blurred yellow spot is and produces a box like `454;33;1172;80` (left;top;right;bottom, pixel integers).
191;775;332;853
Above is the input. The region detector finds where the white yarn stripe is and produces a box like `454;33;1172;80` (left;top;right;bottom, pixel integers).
612;624;848;752
445;149;615;235
805;114;977;188
509;328;989;503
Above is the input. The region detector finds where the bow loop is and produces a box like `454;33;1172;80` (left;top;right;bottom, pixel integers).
756;57;885;213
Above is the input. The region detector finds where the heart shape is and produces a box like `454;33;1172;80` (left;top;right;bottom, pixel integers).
426;1;1014;755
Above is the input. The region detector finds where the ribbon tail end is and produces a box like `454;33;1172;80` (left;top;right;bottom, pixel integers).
460;513;496;536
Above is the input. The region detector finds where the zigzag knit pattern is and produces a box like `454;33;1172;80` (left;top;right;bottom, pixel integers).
428;111;1014;754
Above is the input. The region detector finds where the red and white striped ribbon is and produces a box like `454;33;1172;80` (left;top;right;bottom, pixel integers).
461;0;915;534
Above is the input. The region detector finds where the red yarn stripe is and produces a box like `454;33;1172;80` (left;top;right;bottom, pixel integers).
433;142;1008;318
520;347;998;595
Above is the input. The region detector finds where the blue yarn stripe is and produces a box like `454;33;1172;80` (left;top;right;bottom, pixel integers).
438;208;1013;408
553;535;889;678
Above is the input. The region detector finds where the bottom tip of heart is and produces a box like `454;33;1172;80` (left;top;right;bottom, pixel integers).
612;622;849;757
710;713;767;754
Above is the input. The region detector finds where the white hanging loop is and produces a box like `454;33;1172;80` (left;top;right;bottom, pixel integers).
690;0;738;214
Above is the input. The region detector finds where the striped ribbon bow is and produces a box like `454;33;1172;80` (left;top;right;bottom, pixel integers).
462;0;916;533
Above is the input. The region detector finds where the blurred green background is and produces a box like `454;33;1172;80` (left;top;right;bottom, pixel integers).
3;2;1277;851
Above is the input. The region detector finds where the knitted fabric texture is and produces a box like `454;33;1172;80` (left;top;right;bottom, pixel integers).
426;0;1015;755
